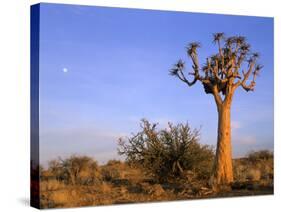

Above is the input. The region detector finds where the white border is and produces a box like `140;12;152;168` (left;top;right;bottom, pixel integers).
0;0;279;211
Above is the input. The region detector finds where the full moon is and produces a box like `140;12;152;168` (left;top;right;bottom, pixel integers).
63;68;68;73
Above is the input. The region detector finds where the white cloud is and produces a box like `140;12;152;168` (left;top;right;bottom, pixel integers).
231;121;241;130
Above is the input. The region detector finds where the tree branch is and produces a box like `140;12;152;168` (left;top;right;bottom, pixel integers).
234;57;258;92
212;85;223;107
171;34;262;98
178;70;198;86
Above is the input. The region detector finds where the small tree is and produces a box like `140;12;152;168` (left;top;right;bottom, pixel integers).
118;119;214;182
62;156;100;185
170;33;262;188
48;159;63;181
48;156;100;185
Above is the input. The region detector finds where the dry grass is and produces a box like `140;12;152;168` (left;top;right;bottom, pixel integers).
39;152;273;209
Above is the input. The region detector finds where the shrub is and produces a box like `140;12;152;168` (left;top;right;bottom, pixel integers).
233;161;247;182
101;166;121;181
41;179;65;191
233;150;274;183
118;119;214;182
247;150;273;162
48;160;64;181
48;156;100;185
247;168;261;181
106;160;122;166
248;150;273;181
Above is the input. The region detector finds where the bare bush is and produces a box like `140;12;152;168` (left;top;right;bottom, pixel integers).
48;156;100;185
233;150;273;184
247;150;273;162
101;166;121;181
118;119;214;182
101;160;125;182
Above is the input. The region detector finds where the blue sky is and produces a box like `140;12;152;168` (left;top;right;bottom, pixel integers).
37;3;274;165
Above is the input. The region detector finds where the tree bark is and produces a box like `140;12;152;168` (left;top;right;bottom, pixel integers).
211;104;233;189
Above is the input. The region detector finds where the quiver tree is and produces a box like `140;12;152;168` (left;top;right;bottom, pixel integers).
170;33;262;189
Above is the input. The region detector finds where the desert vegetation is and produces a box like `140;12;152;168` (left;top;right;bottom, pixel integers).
118;119;214;183
35;32;273;209
170;33;263;189
39;120;273;208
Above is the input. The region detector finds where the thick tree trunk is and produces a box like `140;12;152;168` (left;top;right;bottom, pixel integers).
211;104;233;189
